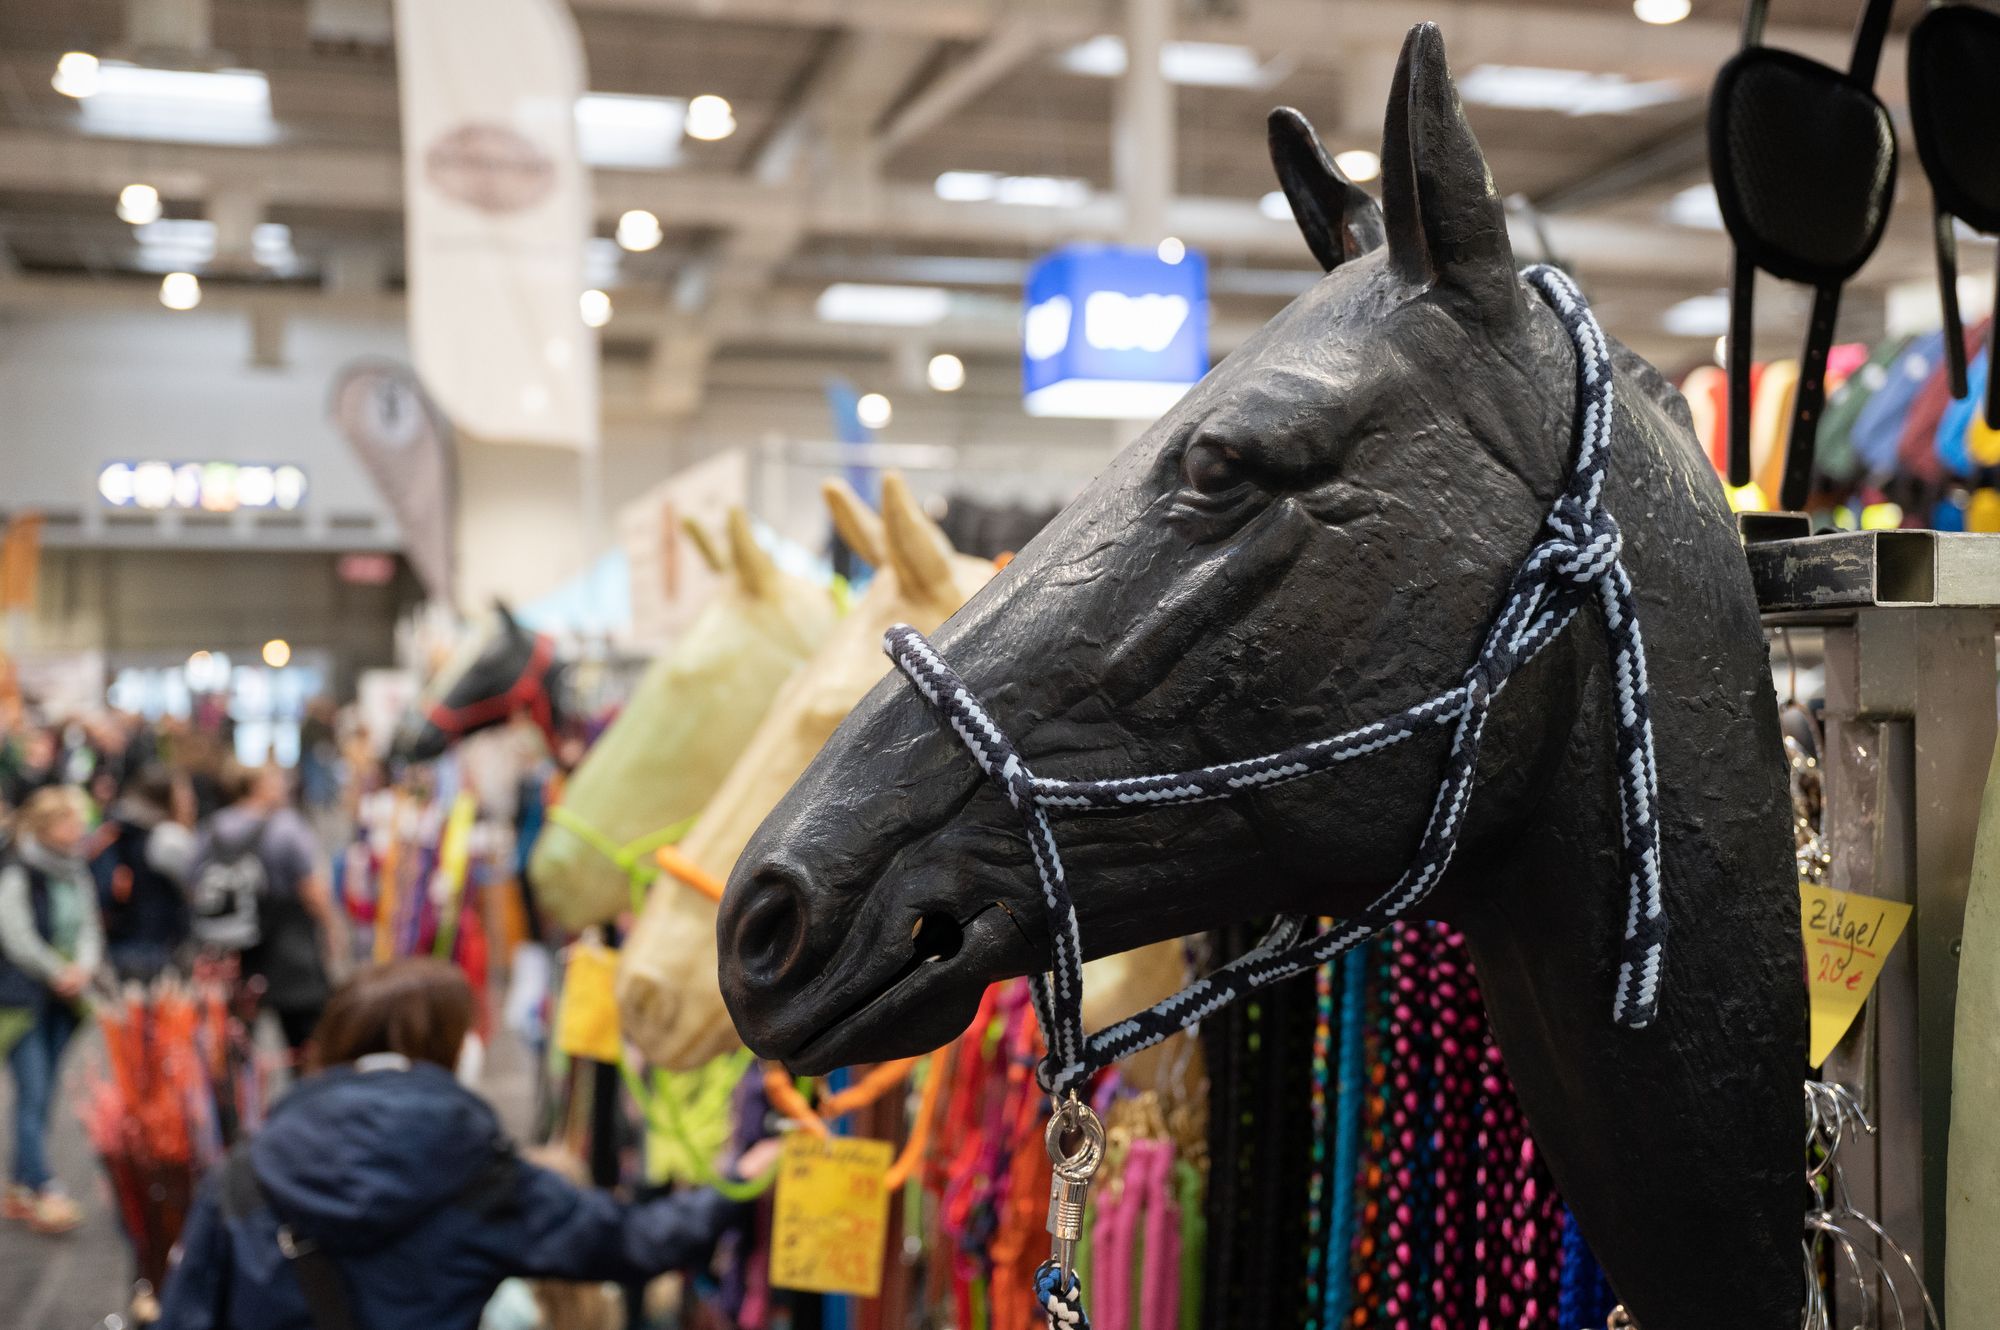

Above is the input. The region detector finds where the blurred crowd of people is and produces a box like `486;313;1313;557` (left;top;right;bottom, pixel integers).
0;698;350;1236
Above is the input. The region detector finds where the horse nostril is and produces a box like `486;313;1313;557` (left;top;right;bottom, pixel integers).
735;876;808;987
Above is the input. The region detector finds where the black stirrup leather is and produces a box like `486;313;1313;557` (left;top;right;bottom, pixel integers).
1909;2;2000;427
1709;0;1898;509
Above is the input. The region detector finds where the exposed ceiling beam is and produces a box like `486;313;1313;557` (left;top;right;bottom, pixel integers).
876;21;1061;158
649;28;940;417
567;0;1031;39
0;125;1739;278
567;0;1902;94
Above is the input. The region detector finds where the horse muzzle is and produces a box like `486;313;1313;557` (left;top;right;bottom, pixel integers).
717;854;1030;1073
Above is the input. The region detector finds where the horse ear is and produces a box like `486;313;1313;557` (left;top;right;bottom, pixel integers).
1379;23;1519;320
725;506;779;598
879;472;954;599
682;516;729;573
821;478;888;568
1267;107;1385;270
493;599;522;637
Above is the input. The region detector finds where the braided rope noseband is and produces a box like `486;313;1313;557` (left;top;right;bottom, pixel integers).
884;264;1664;1098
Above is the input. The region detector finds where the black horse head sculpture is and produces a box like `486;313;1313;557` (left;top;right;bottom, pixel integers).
394;603;569;763
719;25;1803;1329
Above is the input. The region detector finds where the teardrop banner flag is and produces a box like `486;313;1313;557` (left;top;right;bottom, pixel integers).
329;358;458;607
393;0;598;449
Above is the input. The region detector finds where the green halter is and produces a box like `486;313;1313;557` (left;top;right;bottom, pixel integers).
545;804;700;914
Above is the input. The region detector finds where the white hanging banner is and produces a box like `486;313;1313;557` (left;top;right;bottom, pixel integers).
394;0;598;449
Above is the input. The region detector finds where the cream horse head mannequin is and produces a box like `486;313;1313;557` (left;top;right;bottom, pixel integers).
529;507;837;931
619;473;1191;1073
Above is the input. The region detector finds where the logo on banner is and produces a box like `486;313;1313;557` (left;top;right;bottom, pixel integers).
424;123;557;214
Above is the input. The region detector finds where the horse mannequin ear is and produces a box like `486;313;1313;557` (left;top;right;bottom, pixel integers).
879;471;955;600
1267;107;1386;270
724;506;780;599
822;478;889;568
1379;23;1520;321
493;599;523;637
682;516;729;574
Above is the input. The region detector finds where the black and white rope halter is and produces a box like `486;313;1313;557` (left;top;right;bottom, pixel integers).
885;264;1665;1101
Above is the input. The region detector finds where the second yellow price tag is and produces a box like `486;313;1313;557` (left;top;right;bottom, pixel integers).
553;942;624;1065
770;1133;893;1298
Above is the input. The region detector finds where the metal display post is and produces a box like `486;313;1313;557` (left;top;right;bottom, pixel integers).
1748;528;2000;1324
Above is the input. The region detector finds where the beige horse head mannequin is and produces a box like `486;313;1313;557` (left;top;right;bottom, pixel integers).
619;474;1192;1074
529;507;837;931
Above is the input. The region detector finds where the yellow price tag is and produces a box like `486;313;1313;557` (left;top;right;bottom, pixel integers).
769;1133;893;1298
1801;881;1912;1068
553;942;624;1065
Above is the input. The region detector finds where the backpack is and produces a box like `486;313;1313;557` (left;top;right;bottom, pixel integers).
191;818;268;951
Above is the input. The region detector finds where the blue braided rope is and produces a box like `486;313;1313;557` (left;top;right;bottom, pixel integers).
1558;1208;1619;1328
885;264;1665;1097
1322;940;1369;1330
1035;1261;1090;1329
1304;951;1335;1330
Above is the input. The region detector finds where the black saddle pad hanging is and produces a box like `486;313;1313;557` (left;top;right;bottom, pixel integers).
1909;2;2000;427
1709;0;1898;509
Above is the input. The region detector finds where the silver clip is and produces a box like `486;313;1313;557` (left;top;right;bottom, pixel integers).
1044;1093;1105;1285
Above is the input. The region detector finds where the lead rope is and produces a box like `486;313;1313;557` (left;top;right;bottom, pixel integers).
885;265;1663;1327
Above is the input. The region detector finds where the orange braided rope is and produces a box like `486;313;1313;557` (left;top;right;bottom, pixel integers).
654;844;725;902
762;1059;916;1132
761;1051;945;1187
886;1045;950;1189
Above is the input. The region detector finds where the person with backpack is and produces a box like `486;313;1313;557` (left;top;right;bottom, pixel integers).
0;784;103;1235
156;958;770;1330
192;764;340;1053
93;764;197;982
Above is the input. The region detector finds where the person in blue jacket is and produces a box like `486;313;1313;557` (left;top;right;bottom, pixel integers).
158;956;774;1330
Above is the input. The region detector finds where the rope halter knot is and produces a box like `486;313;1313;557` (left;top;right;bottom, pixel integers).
881;263;1666;1099
1545;495;1624;587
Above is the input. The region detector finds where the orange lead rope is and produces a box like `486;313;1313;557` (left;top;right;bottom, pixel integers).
762;1052;944;1188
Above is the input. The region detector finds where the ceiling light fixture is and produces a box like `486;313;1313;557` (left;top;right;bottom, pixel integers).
262;638;292;668
133;218;216;271
934;171;1089;208
616;209;663;252
1157;236;1187;265
1662;291;1730;336
816;282;950;327
1633;0;1693;23
1333;149;1382;183
52;51;99;98
856;392;893;430
926;353;966;392
1059;35;1284;88
685;94;736;142
1259;190;1292;221
74;62;275;146
1458;64;1688;116
159;271;202;311
251;222;298;274
580;289;613;328
118;182;162;225
575;93;686;169
1665;183;1725;230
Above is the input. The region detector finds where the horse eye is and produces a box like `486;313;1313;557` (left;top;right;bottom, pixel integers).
1182;440;1243;495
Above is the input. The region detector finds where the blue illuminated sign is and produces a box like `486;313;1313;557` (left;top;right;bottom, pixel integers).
1021;243;1208;419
